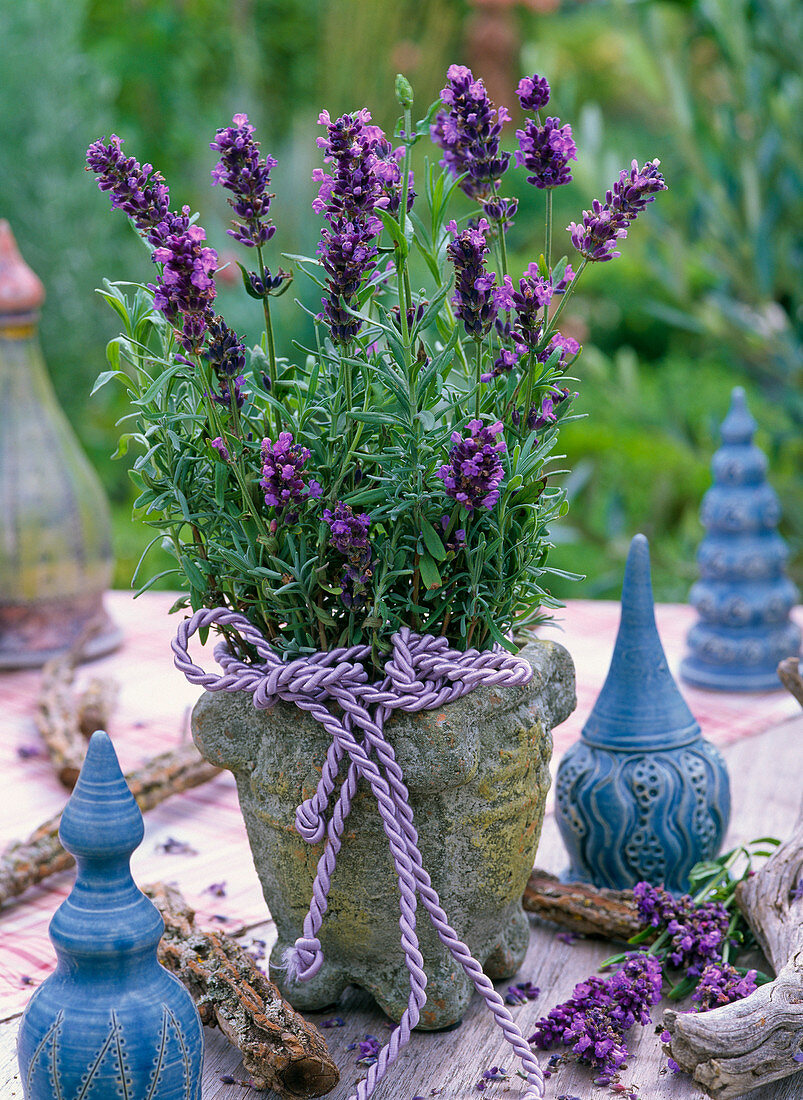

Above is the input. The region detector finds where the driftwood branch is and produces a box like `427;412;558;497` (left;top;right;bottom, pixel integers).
778;657;803;708
147;882;339;1098
35;633;119;787
0;743;220;907
663;796;803;1099
522;868;643;940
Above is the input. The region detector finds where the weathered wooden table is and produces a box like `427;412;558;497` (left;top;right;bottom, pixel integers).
2;712;801;1100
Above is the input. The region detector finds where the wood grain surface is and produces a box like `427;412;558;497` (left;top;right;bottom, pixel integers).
1;714;801;1100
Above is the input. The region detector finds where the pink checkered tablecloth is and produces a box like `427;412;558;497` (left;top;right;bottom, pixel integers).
1;591;801;1021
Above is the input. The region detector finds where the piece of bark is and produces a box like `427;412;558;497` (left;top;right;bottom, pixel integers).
147;882;339;1098
522;868;644;940
778;656;803;707
663;795;803;1099
35;652;96;787
34;612;121;787
0;742;221;907
75;676;120;739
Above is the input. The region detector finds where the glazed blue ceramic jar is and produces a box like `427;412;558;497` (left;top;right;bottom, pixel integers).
555;534;731;893
17;731;203;1099
681;387;801;691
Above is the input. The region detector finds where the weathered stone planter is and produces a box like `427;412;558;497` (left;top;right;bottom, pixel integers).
192;638;575;1030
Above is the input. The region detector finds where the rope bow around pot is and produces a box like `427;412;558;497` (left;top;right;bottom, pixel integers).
173;605;546;1100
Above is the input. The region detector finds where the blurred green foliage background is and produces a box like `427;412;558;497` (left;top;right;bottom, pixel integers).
1;0;799;603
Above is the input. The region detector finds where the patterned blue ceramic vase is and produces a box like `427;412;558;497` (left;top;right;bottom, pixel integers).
17;730;203;1099
680;386;801;691
555;534;731;893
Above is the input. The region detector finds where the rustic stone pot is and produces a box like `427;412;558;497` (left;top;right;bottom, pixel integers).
191;638;575;1030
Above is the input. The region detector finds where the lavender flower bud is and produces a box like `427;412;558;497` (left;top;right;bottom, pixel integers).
516;73;551;112
568;160;667;262
446;219;507;338
515;117;577;190
86;135;172;245
204;316;246;377
151;223;218;351
508;262;553;347
210;437;230;462
692;963;757;1012
436;419;506;512
323;502;373;609
260;432;322;510
313;109;393;342
430;64;511;201
211;114;277;248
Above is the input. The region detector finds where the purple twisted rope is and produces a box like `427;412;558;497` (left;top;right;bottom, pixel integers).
173;608;545;1100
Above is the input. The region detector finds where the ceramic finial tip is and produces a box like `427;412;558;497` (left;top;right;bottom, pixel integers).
721;386;756;444
0;220;46;315
582;530;699;747
620;533;656;629
59;730;144;858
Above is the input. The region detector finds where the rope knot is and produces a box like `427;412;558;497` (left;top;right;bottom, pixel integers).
282;937;324;983
295;799;326;844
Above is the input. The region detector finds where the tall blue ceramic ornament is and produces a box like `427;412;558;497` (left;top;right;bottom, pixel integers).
17;731;203;1099
555;534;730;893
680;387;801;691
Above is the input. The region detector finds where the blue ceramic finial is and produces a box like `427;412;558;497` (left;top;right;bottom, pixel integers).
555;534;731;893
681;387;801;691
583;534;699;751
17;731;203;1099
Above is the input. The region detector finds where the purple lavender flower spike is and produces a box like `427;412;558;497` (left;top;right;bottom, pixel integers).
607;159;668;219
323;502;373;609
446;220;508;338
247;266;291;297
509;261;553;347
568;200;629;262
437;419;506;512
692;963;757;1012
515;117;577;190
516;73;551;113
430;64;511;201
86;135;172;244
606;953;663;1030
568;160;667;261
260;433;322;513
313;109;390;342
204;315;246;378
152;223;218;351
211;113;277;248
565;1006;629;1079
633;883;730;977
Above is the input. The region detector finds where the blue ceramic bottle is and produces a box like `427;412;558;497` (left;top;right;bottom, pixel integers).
555;534;730;893
681;387;801;691
17;731;203;1099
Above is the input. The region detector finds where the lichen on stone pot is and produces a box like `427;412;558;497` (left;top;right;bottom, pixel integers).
191;637;575;1030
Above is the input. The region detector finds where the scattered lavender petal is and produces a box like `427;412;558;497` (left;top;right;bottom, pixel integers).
155;837;198;855
16;744;43;760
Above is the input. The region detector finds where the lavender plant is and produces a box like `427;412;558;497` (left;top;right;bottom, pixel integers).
87;67;665;660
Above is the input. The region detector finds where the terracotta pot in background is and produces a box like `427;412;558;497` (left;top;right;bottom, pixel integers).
0;221;120;667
